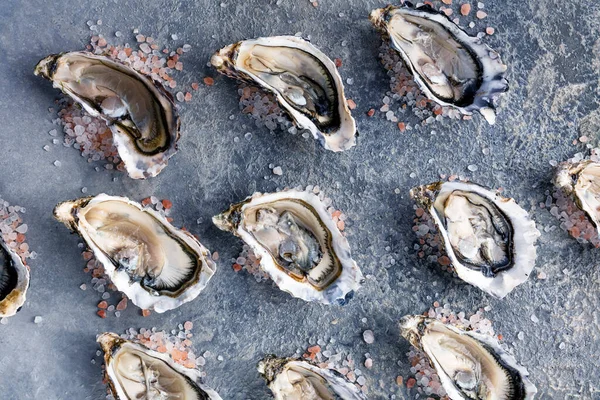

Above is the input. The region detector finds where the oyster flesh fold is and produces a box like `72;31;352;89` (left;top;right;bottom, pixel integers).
258;355;367;400
34;51;180;179
98;332;222;400
554;159;600;235
370;3;508;124
54;194;216;313
0;238;29;318
410;181;539;298
210;36;356;152
400;315;537;400
213;190;363;305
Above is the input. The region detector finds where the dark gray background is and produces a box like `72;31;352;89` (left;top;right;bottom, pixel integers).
1;0;599;398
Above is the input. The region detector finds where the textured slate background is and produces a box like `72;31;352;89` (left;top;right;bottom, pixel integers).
1;0;599;398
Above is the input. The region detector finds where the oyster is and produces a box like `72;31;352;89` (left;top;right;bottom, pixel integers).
54;194;215;313
211;36;356;152
370;3;508;124
258;355;367;400
0;238;29;318
411;181;539;298
213;190;363;305
554;159;600;235
400;315;537;400
98;332;222;400
34;51;180;179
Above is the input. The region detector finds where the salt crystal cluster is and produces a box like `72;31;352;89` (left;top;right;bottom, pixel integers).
231;186;348;281
302;342;368;393
403;302;496;398
81;197;174;318
0;197;35;262
546;148;600;247
238;83;293;133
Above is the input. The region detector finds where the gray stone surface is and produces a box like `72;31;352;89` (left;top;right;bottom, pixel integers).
1;0;600;398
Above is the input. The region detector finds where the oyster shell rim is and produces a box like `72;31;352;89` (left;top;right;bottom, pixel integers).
212;189;364;305
370;2;509;125
53;193;216;313
0;238;30;318
34;51;181;179
98;332;222;400
210;35;357;152
411;181;540;298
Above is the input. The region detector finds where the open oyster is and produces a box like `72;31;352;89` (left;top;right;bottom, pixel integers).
400;315;537;400
34;52;180;179
258;355;367;400
213;190;363;305
211;36;356;152
54;194;216;313
98;332;222;399
370;3;508;124
554;160;600;235
411;181;539;298
0;238;29;318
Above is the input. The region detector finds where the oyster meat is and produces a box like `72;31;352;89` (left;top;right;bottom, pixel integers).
54;194;216;313
554;159;600;235
98;332;222;400
370;3;508;124
411;181;539;298
213;190;363;305
400;315;537;400
0;238;29;318
211;36;356;152
34;52;180;179
258;355;367;400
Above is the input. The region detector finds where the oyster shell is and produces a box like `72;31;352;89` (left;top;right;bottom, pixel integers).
0;238;29;318
54;194;216;313
370;3;508;124
213;190;363;305
411;181;539;298
34;52;180;179
211;36;356;152
258;355;367;400
400;315;537;400
554;159;600;236
98;332;222;400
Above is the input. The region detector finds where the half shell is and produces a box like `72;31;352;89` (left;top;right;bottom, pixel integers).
211;36;356;152
98;332;222;399
34;51;180;179
213;190;363;305
54;194;216;313
258;355;367;399
370;3;508;124
400;315;537;400
0;238;29;318
554;159;600;236
411;181;539;298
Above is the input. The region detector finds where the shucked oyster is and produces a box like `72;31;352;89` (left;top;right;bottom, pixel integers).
411;181;539;298
54;194;215;313
98;332;222;400
34;52;180;179
0;238;29;318
400;315;537;400
554;160;600;236
370;3;508;124
213;190;363;304
211;36;356;152
258;355;367;400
